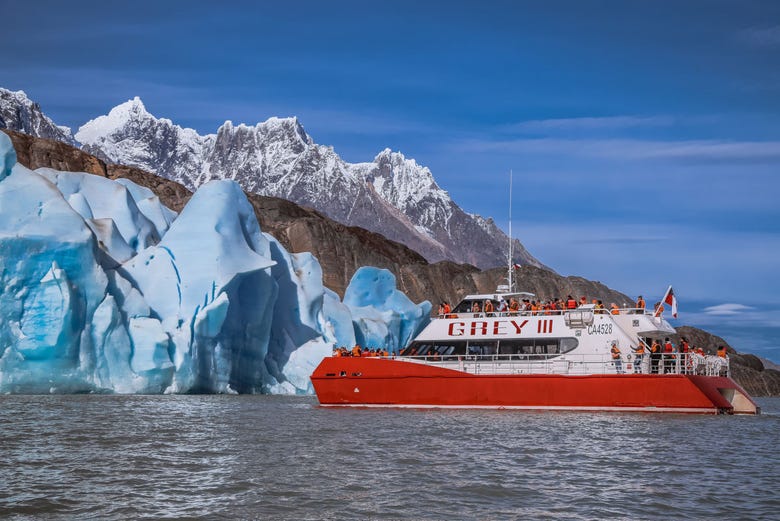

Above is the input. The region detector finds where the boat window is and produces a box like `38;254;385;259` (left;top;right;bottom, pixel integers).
497;338;579;355
452;301;476;313
560;337;579;353
406;341;433;355
467;340;498;355
433;341;464;356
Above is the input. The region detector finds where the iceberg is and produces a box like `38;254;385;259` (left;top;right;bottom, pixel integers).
344;267;431;351
0;132;431;394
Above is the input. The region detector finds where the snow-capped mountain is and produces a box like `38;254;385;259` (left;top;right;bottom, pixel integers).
1;90;544;270
75;98;543;270
0;88;77;146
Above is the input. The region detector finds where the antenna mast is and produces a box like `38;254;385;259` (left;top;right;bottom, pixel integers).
508;169;514;292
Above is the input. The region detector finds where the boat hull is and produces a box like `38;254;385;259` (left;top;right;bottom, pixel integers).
311;357;759;414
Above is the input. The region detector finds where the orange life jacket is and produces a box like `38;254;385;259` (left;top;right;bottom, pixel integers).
611;345;621;359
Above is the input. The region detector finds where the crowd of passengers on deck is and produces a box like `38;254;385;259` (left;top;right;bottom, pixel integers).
437;294;663;317
611;337;729;376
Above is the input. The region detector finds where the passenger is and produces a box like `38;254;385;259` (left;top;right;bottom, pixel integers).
595;300;606;314
352;344;362;357
484;299;494;316
508;298;520;315
471;301;481;314
717;345;727;358
636;295;646;314
610;303;620;315
443;301;452;315
663;338;675;373
438;302;447;316
566;295;577;309
654;301;665;315
382;349;389;357
333;347;342;357
579;296;587;307
633;343;645;373
611;342;623;374
650;340;661;374
497;298;508;314
695;346;705;356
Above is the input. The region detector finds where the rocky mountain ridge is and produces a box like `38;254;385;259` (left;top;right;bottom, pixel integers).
4;128;778;396
0;89;77;146
0;88;542;271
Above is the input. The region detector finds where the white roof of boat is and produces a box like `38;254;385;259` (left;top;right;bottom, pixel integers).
463;292;535;300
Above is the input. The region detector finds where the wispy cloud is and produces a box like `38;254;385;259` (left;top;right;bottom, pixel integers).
506;115;675;133
457;137;780;163
703;303;756;316
737;25;780;48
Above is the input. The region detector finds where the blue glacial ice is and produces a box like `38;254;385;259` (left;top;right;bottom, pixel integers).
344;267;432;352
0;132;430;394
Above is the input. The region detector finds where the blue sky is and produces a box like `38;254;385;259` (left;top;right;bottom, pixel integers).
2;1;779;360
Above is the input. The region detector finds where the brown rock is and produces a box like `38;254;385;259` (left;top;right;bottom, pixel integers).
2;129;107;177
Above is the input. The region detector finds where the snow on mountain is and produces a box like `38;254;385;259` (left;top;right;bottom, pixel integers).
0;131;430;394
0;88;77;146
76;98;545;270
2;89;544;270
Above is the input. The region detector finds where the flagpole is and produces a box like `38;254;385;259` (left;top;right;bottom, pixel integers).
654;285;672;317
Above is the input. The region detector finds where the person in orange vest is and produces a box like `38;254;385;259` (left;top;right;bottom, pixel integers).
650;339;662;374
566;295;577;309
351;344;362;357
633;343;646;373
663;338;675;373
508;298;520;315
610;303;620;315
717;345;727;358
443;301;452;315
611;342;623;374
333;347;343;357
636;295;646;314
484;299;494;316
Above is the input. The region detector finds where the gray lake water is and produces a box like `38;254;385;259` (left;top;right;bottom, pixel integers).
1;395;779;520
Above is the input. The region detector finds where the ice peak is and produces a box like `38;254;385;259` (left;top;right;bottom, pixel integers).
0;87;30;103
111;96;150;119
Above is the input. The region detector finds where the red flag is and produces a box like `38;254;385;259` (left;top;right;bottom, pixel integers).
663;286;678;318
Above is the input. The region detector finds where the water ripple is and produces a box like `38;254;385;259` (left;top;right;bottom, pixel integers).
0;395;778;520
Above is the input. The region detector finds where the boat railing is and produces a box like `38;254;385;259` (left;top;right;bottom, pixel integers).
436;307;659;319
391;352;730;377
